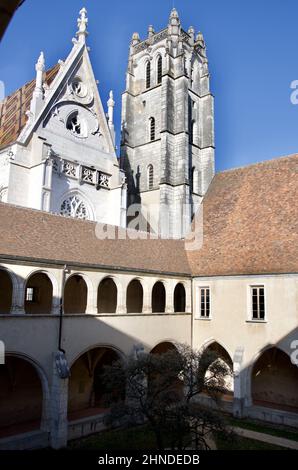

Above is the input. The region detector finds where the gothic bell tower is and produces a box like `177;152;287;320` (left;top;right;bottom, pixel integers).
120;9;215;238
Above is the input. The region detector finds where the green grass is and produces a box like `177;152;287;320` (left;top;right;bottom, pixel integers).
69;424;288;451
228;416;298;442
215;433;285;451
69;425;158;450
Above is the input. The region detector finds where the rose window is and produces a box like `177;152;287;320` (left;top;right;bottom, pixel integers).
60;195;89;220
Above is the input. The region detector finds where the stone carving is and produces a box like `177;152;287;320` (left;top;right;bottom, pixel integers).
60;195;88;219
98;172;110;188
62;160;77;178
82;166;96;184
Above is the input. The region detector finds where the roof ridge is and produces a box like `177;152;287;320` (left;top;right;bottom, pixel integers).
217;153;298;175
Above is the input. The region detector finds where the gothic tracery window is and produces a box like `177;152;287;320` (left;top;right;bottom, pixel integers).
60;195;89;220
66;111;81;135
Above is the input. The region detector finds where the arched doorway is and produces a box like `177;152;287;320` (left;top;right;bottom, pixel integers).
252;347;298;412
0;270;13;314
150;342;183;396
97;278;117;313
152;281;166;313
68;347;124;420
174;283;186;312
127;280;143;313
201;342;234;399
0;356;43;437
64;275;87;314
25;272;53;314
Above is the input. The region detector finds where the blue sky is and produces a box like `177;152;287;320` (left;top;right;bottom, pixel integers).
1;0;298;171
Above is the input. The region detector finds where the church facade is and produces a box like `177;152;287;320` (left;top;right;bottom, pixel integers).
0;8;297;450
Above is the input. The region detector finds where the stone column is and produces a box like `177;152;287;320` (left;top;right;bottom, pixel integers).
50;352;69;449
142;284;152;314
165;281;174;314
116;281;127;314
185;282;192;313
11;276;25;315
233;347;246;418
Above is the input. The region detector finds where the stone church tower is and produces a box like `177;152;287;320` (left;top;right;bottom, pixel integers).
121;9;215;238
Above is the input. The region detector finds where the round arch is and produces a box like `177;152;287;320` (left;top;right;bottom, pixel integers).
0;268;13;314
126;278;143;313
24;271;54;314
64;273;89;314
152;280;166;313
97;276;118;314
0;352;50;437
174;282;186;313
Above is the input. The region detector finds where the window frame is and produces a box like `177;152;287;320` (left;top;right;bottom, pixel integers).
249;284;266;322
25;287;38;303
198;286;211;319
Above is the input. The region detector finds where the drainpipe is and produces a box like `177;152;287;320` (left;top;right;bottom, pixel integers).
55;264;70;380
58;264;69;352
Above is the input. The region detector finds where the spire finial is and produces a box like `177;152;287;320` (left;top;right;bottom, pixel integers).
107;90;115;146
30;51;45;116
168;7;180;35
76;7;88;43
148;25;155;38
36;51;45;72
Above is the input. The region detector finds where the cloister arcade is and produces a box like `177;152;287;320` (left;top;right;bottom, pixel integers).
0;267;190;316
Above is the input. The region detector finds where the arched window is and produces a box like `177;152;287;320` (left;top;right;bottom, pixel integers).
60;194;89;220
147;164;154;190
157;56;162;84
149;117;155;141
146;61;151;89
174;283;186;313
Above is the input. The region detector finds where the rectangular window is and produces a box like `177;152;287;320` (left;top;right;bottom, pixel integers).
26;287;36;302
251;286;265;320
200;287;210;318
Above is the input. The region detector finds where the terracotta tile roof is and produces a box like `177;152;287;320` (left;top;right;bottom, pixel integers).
187;154;298;276
0;154;296;276
0;64;60;150
0;203;191;275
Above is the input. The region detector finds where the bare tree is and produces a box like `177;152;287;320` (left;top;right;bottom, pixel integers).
101;343;234;450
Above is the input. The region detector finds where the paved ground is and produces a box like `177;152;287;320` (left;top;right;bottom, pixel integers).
233;426;298;450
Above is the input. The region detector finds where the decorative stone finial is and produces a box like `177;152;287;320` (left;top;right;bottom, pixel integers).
168;8;180;36
107;90;115;146
196;31;205;46
131;32;140;46
76;7;88;43
148;25;155;38
170;8;179;19
30;51;45;116
35;51;45;72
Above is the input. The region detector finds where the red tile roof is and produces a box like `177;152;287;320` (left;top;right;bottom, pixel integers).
0;154;296;277
0;203;190;275
187;154;298;276
0;64;60;149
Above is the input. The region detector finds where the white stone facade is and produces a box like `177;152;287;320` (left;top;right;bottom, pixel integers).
0;9;127;227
